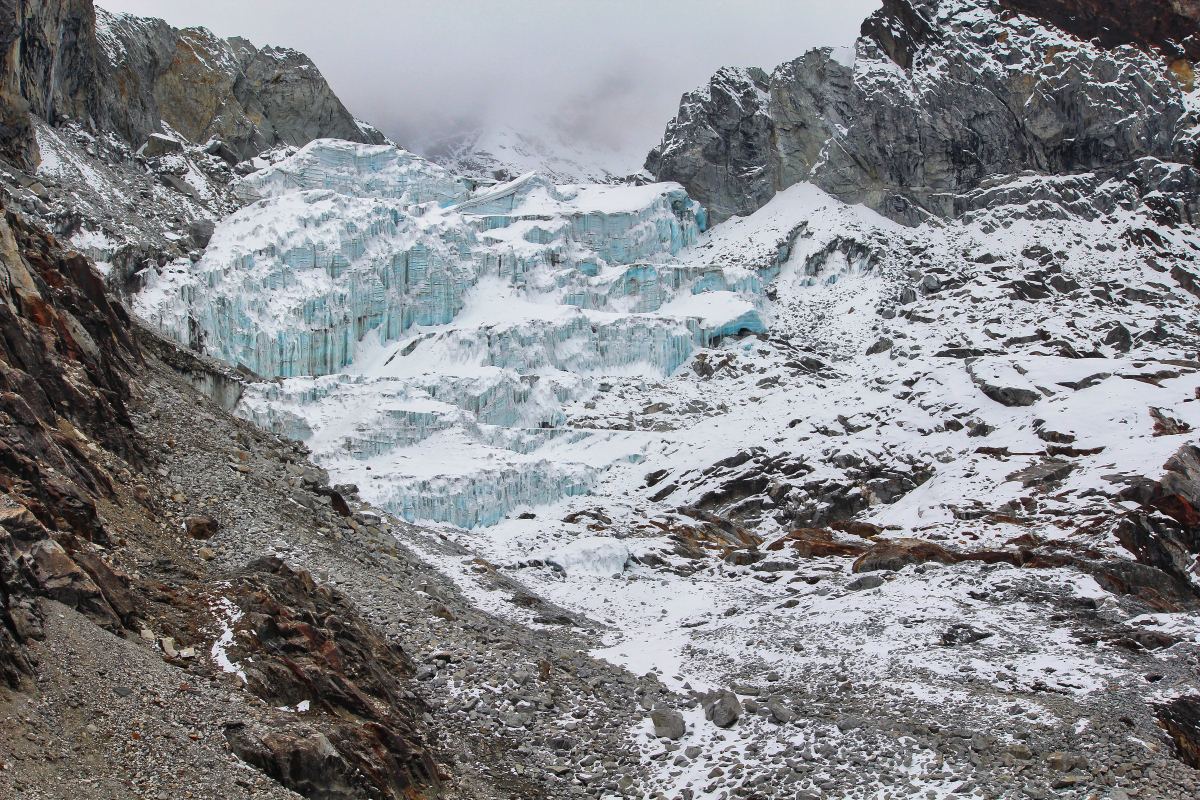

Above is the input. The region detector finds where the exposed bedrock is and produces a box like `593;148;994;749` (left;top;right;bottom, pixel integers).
646;0;1200;226
999;0;1200;61
0;0;383;172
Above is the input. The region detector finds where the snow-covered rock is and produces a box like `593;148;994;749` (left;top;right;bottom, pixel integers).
545;536;631;576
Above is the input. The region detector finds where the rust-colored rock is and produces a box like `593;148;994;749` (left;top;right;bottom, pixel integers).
768;528;868;558
1156;694;1200;768
830;520;884;538
216;558;442;800
1000;0;1200;61
853;538;958;573
1150;407;1193;436
0;200;143;544
1152;493;1200;528
71;550;136;627
185;515;219;540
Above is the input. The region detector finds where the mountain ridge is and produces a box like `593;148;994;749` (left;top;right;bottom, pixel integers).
646;0;1200;227
0;0;384;173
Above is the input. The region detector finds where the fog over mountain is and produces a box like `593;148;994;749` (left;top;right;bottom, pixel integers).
97;0;880;168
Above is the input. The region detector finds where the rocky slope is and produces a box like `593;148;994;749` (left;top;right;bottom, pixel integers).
646;0;1200;226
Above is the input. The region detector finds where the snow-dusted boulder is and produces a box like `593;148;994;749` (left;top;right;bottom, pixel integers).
546;537;631;576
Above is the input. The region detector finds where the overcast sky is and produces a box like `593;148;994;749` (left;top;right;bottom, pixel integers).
96;1;880;164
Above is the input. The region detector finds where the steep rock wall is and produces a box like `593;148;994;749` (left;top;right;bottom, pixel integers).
0;0;101;170
0;0;384;173
95;10;387;160
647;0;1200;226
999;0;1200;61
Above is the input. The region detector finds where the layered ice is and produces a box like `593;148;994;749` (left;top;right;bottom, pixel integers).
136;138;769;525
136;139;730;379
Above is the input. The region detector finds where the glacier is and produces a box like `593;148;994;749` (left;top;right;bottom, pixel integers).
136;138;769;526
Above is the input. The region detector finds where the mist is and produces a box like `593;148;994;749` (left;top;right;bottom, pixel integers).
96;1;881;167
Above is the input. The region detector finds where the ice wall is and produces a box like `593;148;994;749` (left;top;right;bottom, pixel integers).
232;139;470;204
135;138;768;527
136;141;718;378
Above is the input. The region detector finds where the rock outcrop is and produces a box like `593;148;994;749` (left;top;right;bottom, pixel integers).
0;0;385;172
0;195;142;538
646;0;1200;226
1157;694;1200;768
0;191;146;682
95;9;386;160
218;558;442;800
0;0;97;170
999;0;1200;61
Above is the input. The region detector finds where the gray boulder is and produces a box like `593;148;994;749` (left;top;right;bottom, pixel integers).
765;697;795;723
702;690;743;728
650;706;686;740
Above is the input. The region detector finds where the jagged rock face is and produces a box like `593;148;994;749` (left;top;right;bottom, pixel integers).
1000;0;1200;61
0;199;143;537
96;11;386;160
643;67;775;227
218;557;442;800
0;0;101;170
647;0;1199;226
0;0;384;172
0;194;146;682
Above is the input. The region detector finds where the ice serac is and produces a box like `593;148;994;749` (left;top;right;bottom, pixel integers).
136;139;723;378
138;138;767;527
233;139;469;204
647;0;1199;226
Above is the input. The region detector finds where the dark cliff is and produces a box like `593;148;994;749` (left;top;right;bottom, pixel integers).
999;0;1200;61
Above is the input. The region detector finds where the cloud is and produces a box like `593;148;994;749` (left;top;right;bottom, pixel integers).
97;0;881;160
